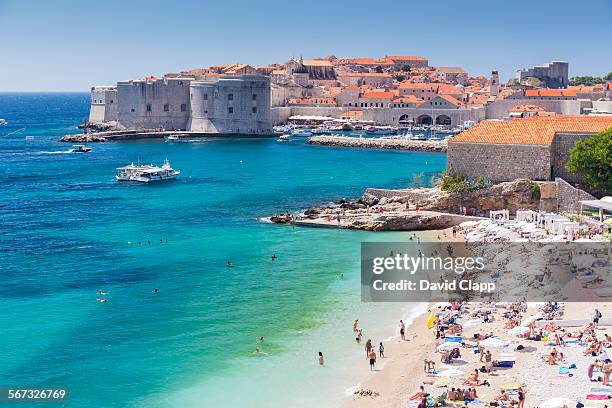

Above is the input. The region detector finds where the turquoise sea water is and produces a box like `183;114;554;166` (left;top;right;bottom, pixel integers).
0;93;446;407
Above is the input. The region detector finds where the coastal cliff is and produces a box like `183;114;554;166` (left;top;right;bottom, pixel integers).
306;135;447;152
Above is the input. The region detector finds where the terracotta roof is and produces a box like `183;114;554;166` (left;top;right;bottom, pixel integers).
392;95;422;103
386;55;428;61
449;116;612;145
343;85;361;91
302;59;333;67
339;72;392;78
437;67;467;74
435;94;463;106
524;89;577;97
360;91;395;99
399;82;438;89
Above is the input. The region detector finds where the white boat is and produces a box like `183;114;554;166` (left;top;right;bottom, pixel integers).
311;127;332;135
69;144;92;153
0;119;6;125
410;133;427;141
365;126;398;135
291;129;312;137
116;159;180;183
277;134;291;142
165;134;180;142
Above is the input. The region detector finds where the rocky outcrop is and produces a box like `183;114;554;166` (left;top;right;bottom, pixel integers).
59;134;108;143
307;135;447;152
364;179;542;214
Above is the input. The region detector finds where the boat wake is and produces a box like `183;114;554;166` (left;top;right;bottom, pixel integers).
35;150;74;155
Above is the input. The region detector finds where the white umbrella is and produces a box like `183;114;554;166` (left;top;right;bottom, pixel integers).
432;302;452;309
437;368;464;378
538;397;576;408
437;342;462;352
480;337;509;348
521;314;542;327
508;326;530;336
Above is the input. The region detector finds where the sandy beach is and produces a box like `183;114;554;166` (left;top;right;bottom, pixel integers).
343;227;611;408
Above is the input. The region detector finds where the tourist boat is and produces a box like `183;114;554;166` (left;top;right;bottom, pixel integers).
0;119;6;125
410;134;427;141
277;134;291;142
365;126;398;135
69;144;92;153
291;129;312;137
115;159;180;183
311;127;332;135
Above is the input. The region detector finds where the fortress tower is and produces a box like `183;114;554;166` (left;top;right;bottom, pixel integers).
490;70;500;97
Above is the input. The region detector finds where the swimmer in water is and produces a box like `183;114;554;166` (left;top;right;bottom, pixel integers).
340;273;344;280
319;352;324;365
271;254;277;261
258;336;264;343
254;348;267;355
227;261;233;268
153;288;158;294
97;298;107;303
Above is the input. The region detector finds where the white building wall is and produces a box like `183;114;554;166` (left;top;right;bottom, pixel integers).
89;86;118;123
485;98;581;119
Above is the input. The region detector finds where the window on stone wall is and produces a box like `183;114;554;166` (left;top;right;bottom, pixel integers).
203;94;208;100
252;94;257;101
252;107;257;113
110;100;114;104
228;107;233;114
163;104;169;112
228;93;233;101
146;104;151;112
181;104;187;112
131;108;135;112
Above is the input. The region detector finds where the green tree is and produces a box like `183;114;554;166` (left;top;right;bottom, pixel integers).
375;66;383;73
605;72;612;81
566;128;612;193
394;75;406;82
569;76;604;86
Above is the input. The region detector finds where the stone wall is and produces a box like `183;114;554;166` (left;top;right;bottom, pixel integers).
485;98;580;119
550;133;591;184
447;142;551;182
554;178;596;213
89;86;117;124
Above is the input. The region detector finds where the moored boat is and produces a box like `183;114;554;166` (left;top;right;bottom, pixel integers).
116;159;180;183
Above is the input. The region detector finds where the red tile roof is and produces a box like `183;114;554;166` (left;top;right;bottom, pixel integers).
360;91;395;99
524;89;577;97
449;116;612;145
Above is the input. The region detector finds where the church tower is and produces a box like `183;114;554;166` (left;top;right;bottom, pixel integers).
490;69;500;96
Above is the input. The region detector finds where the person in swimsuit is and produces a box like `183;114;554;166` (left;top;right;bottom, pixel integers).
318;352;324;365
368;349;377;371
356;329;362;344
400;320;406;340
517;386;525;408
379;342;385;358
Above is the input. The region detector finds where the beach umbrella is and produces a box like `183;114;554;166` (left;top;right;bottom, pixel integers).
480;337;509;348
538;397;576;408
437;342;462;352
508;326;530;336
436;368;464;378
432;302;452;310
521;314;542;327
459;220;479;228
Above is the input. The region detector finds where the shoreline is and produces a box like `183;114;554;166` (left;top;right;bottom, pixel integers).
307;135;447;152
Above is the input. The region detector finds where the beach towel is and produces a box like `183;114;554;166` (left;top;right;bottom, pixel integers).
586;394;609;400
445;336;463;343
558;367;570;374
426;314;436;329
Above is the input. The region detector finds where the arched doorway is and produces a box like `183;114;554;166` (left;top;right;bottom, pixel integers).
435;114;451;126
416;114;432;125
398;114;412;125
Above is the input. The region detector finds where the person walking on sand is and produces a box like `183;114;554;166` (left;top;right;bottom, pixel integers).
399;319;406;341
365;339;373;357
594;308;602;328
318;352;324;365
379;341;385;358
368;349;377;371
485;350;493;374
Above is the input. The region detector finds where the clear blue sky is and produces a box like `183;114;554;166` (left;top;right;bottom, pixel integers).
1;0;610;91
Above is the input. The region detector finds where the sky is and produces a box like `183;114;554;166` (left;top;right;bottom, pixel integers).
0;0;611;92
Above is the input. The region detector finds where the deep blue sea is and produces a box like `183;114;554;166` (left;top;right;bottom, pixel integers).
0;93;446;407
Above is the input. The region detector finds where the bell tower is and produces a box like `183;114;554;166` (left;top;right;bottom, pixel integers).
490;69;500;96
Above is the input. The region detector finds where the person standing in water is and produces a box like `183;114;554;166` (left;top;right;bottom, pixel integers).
379;341;385;358
353;319;359;332
318;352;324;365
365;339;373;357
368;349;377;371
356;329;363;344
400;320;406;341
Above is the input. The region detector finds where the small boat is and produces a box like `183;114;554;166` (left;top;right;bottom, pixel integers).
69;144;92;153
410;134;427;141
277;134;291;142
365;126;398;135
311;127;332;135
0;119;6;125
116;159;180;183
165;134;180;142
291;129;312;137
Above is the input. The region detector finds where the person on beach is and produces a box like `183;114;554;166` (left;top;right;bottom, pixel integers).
353;319;359;332
368;349;377;371
365;339;373;357
485;350;493;374
399;320;406;340
356;329;362;344
517;386;525;408
594;308;602;328
379;341;385;358
318;352;324;365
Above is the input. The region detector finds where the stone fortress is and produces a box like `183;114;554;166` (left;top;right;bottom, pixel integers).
88;56;611;134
